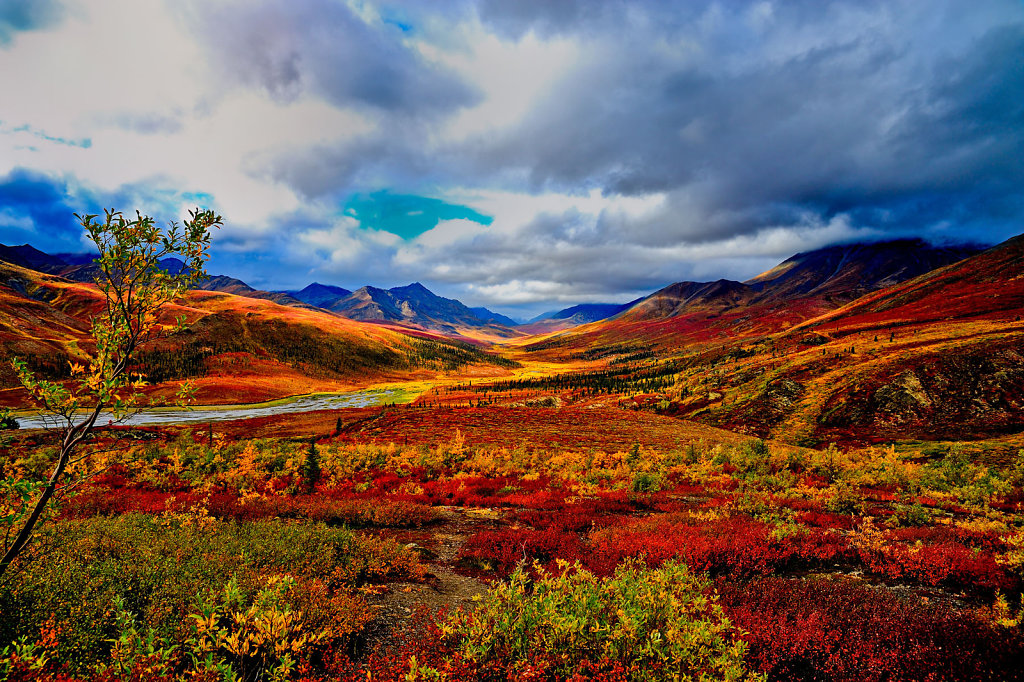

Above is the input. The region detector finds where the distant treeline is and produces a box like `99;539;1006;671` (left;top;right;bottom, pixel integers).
570;343;655;362
406;338;519;372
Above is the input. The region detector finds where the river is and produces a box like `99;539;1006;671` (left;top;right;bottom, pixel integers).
12;388;401;430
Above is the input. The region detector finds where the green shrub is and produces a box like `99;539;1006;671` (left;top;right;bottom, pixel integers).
0;515;422;673
824;479;864;516
440;558;761;681
890;501;932;527
922;445;1011;509
630;471;663;493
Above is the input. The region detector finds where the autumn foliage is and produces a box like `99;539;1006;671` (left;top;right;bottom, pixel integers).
2;418;1024;680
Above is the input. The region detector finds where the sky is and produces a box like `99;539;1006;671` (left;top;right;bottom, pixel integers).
0;0;1022;319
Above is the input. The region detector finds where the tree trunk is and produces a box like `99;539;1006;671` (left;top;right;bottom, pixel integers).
0;405;102;578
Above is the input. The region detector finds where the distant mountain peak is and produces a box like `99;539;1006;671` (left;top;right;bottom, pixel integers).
391;281;431;295
551;301;640;323
469;306;519;327
0;243;69;272
327;281;516;333
287;282;352;308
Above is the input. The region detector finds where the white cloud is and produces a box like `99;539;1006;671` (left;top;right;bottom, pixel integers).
411;217;487;249
0;0;377;229
420;26;580;141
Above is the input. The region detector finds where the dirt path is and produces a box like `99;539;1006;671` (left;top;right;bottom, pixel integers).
360;507;495;656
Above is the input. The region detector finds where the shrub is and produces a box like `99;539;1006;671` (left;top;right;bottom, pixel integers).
889;500;933;527
185;575;319;681
0;515;424;674
718;575;1024;681
457;528;583;577
824;479;864;515
630;471;662;493
439;559;761;681
587;515;855;579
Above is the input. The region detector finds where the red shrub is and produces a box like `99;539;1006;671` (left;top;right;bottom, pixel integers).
60;488;186;518
890;525;1007;553
512;494;638;533
718;575;1024;682
586;516;855;578
797;511;857;530
859;541;1016;594
779;497;824;513
457;528;584;577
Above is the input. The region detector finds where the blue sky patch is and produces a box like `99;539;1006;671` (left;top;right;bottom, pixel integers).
343;191;492;240
5;123;91;148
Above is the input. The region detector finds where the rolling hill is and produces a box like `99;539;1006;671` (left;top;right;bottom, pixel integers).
747;239;981;304
0;243;309;308
0;259;518;407
633;235;1024;445
534;239;982;353
5;234;1021;447
0;242;529;346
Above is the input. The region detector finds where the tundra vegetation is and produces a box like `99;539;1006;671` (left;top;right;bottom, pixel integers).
2;415;1023;680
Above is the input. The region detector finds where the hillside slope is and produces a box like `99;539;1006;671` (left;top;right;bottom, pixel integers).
748;239;981;304
539;239;981;353
0;262;516;407
660;235;1024;445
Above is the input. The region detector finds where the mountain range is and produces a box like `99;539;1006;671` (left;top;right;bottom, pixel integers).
3;233;1024;445
0;238;987;340
620;239;981;323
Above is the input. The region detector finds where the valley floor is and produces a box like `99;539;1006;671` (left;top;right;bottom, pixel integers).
2;404;1023;681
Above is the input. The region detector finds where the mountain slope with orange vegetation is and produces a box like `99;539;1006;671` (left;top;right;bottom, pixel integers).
493;235;1024;448
523;239;979;358
0;260;517;407
644;235;1024;446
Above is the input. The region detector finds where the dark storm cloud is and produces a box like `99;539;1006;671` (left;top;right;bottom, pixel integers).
0;168;94;251
181;0;479;115
0;0;63;45
0;168;223;256
9;0;1018;315
254;131;448;198
254;0;1023;254
466;0;1024;245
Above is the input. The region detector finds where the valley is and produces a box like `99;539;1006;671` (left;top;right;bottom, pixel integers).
5;3;1021;678
3;234;1024;681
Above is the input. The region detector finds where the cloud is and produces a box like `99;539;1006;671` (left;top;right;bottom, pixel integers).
0;167;229;255
2;123;91;148
1;0;1022;317
0;168;96;251
177;0;479;115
